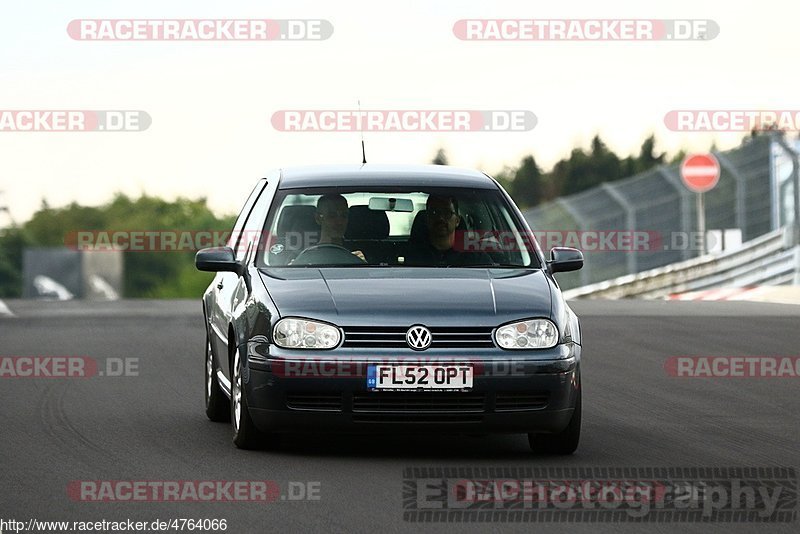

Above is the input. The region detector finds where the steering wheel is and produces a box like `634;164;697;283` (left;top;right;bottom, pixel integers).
292;244;366;265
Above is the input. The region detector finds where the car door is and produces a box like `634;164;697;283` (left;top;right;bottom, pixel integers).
221;175;279;372
209;178;267;381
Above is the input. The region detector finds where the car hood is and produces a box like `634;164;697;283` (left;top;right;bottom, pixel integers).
258;267;552;326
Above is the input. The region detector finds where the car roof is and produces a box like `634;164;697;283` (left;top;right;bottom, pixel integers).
275;164;498;190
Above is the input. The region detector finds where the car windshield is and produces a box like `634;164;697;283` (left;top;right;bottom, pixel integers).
256;186;541;268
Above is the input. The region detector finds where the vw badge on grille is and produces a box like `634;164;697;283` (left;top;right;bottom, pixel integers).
406;325;432;350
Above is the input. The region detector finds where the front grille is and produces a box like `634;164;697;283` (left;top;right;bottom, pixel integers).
286;393;343;412
342;326;495;349
495;392;549;411
352;413;483;423
352;392;486;413
284;391;548;417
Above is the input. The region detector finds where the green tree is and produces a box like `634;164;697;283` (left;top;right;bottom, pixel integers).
0;194;235;298
431;148;449;165
558;136;622;195
636;134;666;171
509;156;545;208
491;165;515;194
491;134;687;207
669;149;688;165
0;227;31;297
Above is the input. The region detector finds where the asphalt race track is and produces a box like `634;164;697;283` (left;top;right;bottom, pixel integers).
1;299;799;533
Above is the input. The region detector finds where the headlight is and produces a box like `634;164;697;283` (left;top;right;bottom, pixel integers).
273;318;341;349
495;319;558;349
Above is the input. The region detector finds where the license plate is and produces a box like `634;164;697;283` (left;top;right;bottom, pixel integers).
367;364;473;390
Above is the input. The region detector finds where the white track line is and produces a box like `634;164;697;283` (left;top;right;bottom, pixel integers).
0;299;14;317
726;287;772;301
669;286;800;304
699;287;752;301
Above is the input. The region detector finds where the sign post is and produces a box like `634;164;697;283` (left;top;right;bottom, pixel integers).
681;153;721;255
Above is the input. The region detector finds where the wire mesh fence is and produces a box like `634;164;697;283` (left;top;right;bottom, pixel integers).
522;135;778;290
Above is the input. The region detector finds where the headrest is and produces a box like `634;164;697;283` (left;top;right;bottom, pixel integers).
345;205;390;240
409;209;428;243
276;205;319;237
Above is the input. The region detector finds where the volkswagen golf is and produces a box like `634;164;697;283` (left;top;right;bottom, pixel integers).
196;164;584;453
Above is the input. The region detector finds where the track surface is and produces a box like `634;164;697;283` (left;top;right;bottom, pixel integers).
1;299;799;533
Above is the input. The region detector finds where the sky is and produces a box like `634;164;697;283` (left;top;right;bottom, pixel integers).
1;0;798;224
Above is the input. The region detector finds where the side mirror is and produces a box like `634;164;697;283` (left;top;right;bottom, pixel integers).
548;247;583;273
195;247;242;275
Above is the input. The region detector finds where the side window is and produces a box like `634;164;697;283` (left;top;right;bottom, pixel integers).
228;179;267;259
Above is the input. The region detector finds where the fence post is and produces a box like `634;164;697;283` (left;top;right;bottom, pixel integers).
555;197;590;286
794;246;800;285
658;166;693;260
601;183;637;275
775;136;800;247
716;151;747;238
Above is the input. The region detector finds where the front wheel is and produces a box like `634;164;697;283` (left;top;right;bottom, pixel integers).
528;389;581;455
231;345;264;449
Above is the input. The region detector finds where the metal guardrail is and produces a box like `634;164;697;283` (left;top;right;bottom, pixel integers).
563;227;800;299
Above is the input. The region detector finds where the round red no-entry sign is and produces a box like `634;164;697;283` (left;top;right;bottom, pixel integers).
680;153;720;193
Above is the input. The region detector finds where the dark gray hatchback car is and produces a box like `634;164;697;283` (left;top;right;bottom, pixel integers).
196;164;584;453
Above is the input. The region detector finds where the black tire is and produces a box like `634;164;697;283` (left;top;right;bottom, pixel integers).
231;344;263;449
205;333;230;422
528;389;581;455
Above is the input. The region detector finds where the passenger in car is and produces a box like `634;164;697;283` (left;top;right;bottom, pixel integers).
314;194;365;261
406;195;492;266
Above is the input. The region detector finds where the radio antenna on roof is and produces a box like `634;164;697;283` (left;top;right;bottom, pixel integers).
358;99;367;164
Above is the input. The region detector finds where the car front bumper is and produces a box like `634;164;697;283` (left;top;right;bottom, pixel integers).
243;342;580;434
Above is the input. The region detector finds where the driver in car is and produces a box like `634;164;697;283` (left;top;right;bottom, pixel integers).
406;195;492;266
312;194;365;261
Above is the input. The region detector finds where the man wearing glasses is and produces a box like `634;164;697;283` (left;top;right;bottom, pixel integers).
407;195;491;266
